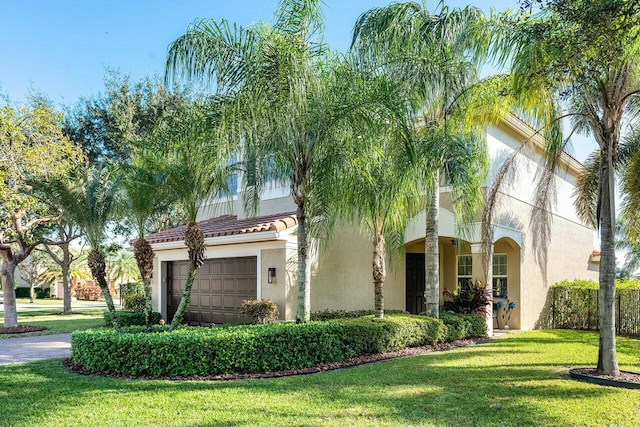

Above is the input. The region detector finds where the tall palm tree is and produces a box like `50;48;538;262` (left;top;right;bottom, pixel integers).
154;103;234;330
33;165;119;317
166;0;405;322
116;150;168;329
332;119;417;319
352;2;493;318
492;0;640;376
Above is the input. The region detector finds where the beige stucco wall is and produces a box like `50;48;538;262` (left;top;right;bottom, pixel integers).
312;223;406;312
260;248;289;320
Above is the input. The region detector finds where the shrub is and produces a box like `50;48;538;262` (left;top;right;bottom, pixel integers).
240;299;279;324
72;314;447;377
14;287;31;298
104;310;162;327
35;287;50;299
442;279;491;315
311;309;409;321
439;312;487;341
124;294;146;312
76;285;104;301
552;278;640;290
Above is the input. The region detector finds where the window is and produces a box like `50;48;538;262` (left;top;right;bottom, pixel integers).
457;255;472;287
493;254;508;297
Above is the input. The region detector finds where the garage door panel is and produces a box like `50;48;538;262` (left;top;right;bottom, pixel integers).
223;278;235;291
168;257;257;324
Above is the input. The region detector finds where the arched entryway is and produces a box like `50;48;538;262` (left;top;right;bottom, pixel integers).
492;237;521;329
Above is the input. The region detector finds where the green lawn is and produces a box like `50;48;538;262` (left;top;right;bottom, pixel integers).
0;308;106;338
0;329;637;426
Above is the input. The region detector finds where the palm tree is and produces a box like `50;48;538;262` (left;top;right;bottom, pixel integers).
352;2;493;318
33;165;120;317
116;150;169;329
492;0;640;376
166;0;405;322
153;103;234;330
106;248;141;289
332;120;417;319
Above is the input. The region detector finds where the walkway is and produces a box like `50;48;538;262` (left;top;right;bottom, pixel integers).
0;334;71;365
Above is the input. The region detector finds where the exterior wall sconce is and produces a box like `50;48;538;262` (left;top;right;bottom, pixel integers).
268;267;276;284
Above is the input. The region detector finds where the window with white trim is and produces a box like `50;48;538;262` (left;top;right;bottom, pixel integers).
457;255;473;287
493;253;508;297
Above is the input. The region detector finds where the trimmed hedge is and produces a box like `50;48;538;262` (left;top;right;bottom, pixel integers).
310;309;409;321
72;314;450;377
552;278;640;290
439;312;487;341
103;310;163;327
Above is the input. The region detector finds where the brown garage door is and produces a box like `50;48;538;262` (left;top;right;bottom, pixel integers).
167;256;257;324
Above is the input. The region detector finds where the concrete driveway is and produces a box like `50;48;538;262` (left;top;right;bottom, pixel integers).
0;334;71;365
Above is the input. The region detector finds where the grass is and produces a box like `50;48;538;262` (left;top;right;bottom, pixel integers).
0;308;106;338
0;329;638;426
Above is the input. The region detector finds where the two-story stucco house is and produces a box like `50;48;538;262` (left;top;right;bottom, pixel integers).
145;113;599;333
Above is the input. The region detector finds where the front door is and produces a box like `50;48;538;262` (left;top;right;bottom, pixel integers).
406;253;425;314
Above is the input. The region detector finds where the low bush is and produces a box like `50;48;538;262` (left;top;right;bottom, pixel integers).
240;299;279;324
439;312;487;341
442;279;491;315
14;287;31;298
310;309;408;321
123;294;146;312
552;278;640;290
35;287;50;299
103;310;162;327
72;314;449;377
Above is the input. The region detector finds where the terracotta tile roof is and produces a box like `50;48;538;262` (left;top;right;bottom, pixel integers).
142;211;297;245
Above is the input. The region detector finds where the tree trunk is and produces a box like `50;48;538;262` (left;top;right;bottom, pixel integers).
134;237;155;330
169;263;196;329
87;249;116;314
596;147;620;376
61;261;72;314
29;281;36;304
61;243;72;313
295;201;311;323
372;224;386;319
170;223;204;330
424;172;440;318
1;259;19;328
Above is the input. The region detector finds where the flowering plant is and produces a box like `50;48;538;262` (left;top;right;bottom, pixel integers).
494;290;516;328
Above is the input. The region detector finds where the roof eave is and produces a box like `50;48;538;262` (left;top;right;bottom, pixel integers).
149;225;297;251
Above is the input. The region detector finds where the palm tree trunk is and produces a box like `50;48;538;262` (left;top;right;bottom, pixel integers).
134;237;155;330
1;259;19;328
424;172;440;318
372;223;386;319
87;249;116;313
170;263;197;329
170;223;204;330
295;201;311;323
597;147;620;376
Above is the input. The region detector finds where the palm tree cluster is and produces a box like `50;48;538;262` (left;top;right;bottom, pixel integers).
10;0;634;379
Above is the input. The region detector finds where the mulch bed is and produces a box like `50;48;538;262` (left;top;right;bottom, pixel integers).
0;325;48;335
63;337;489;381
570;367;640;389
